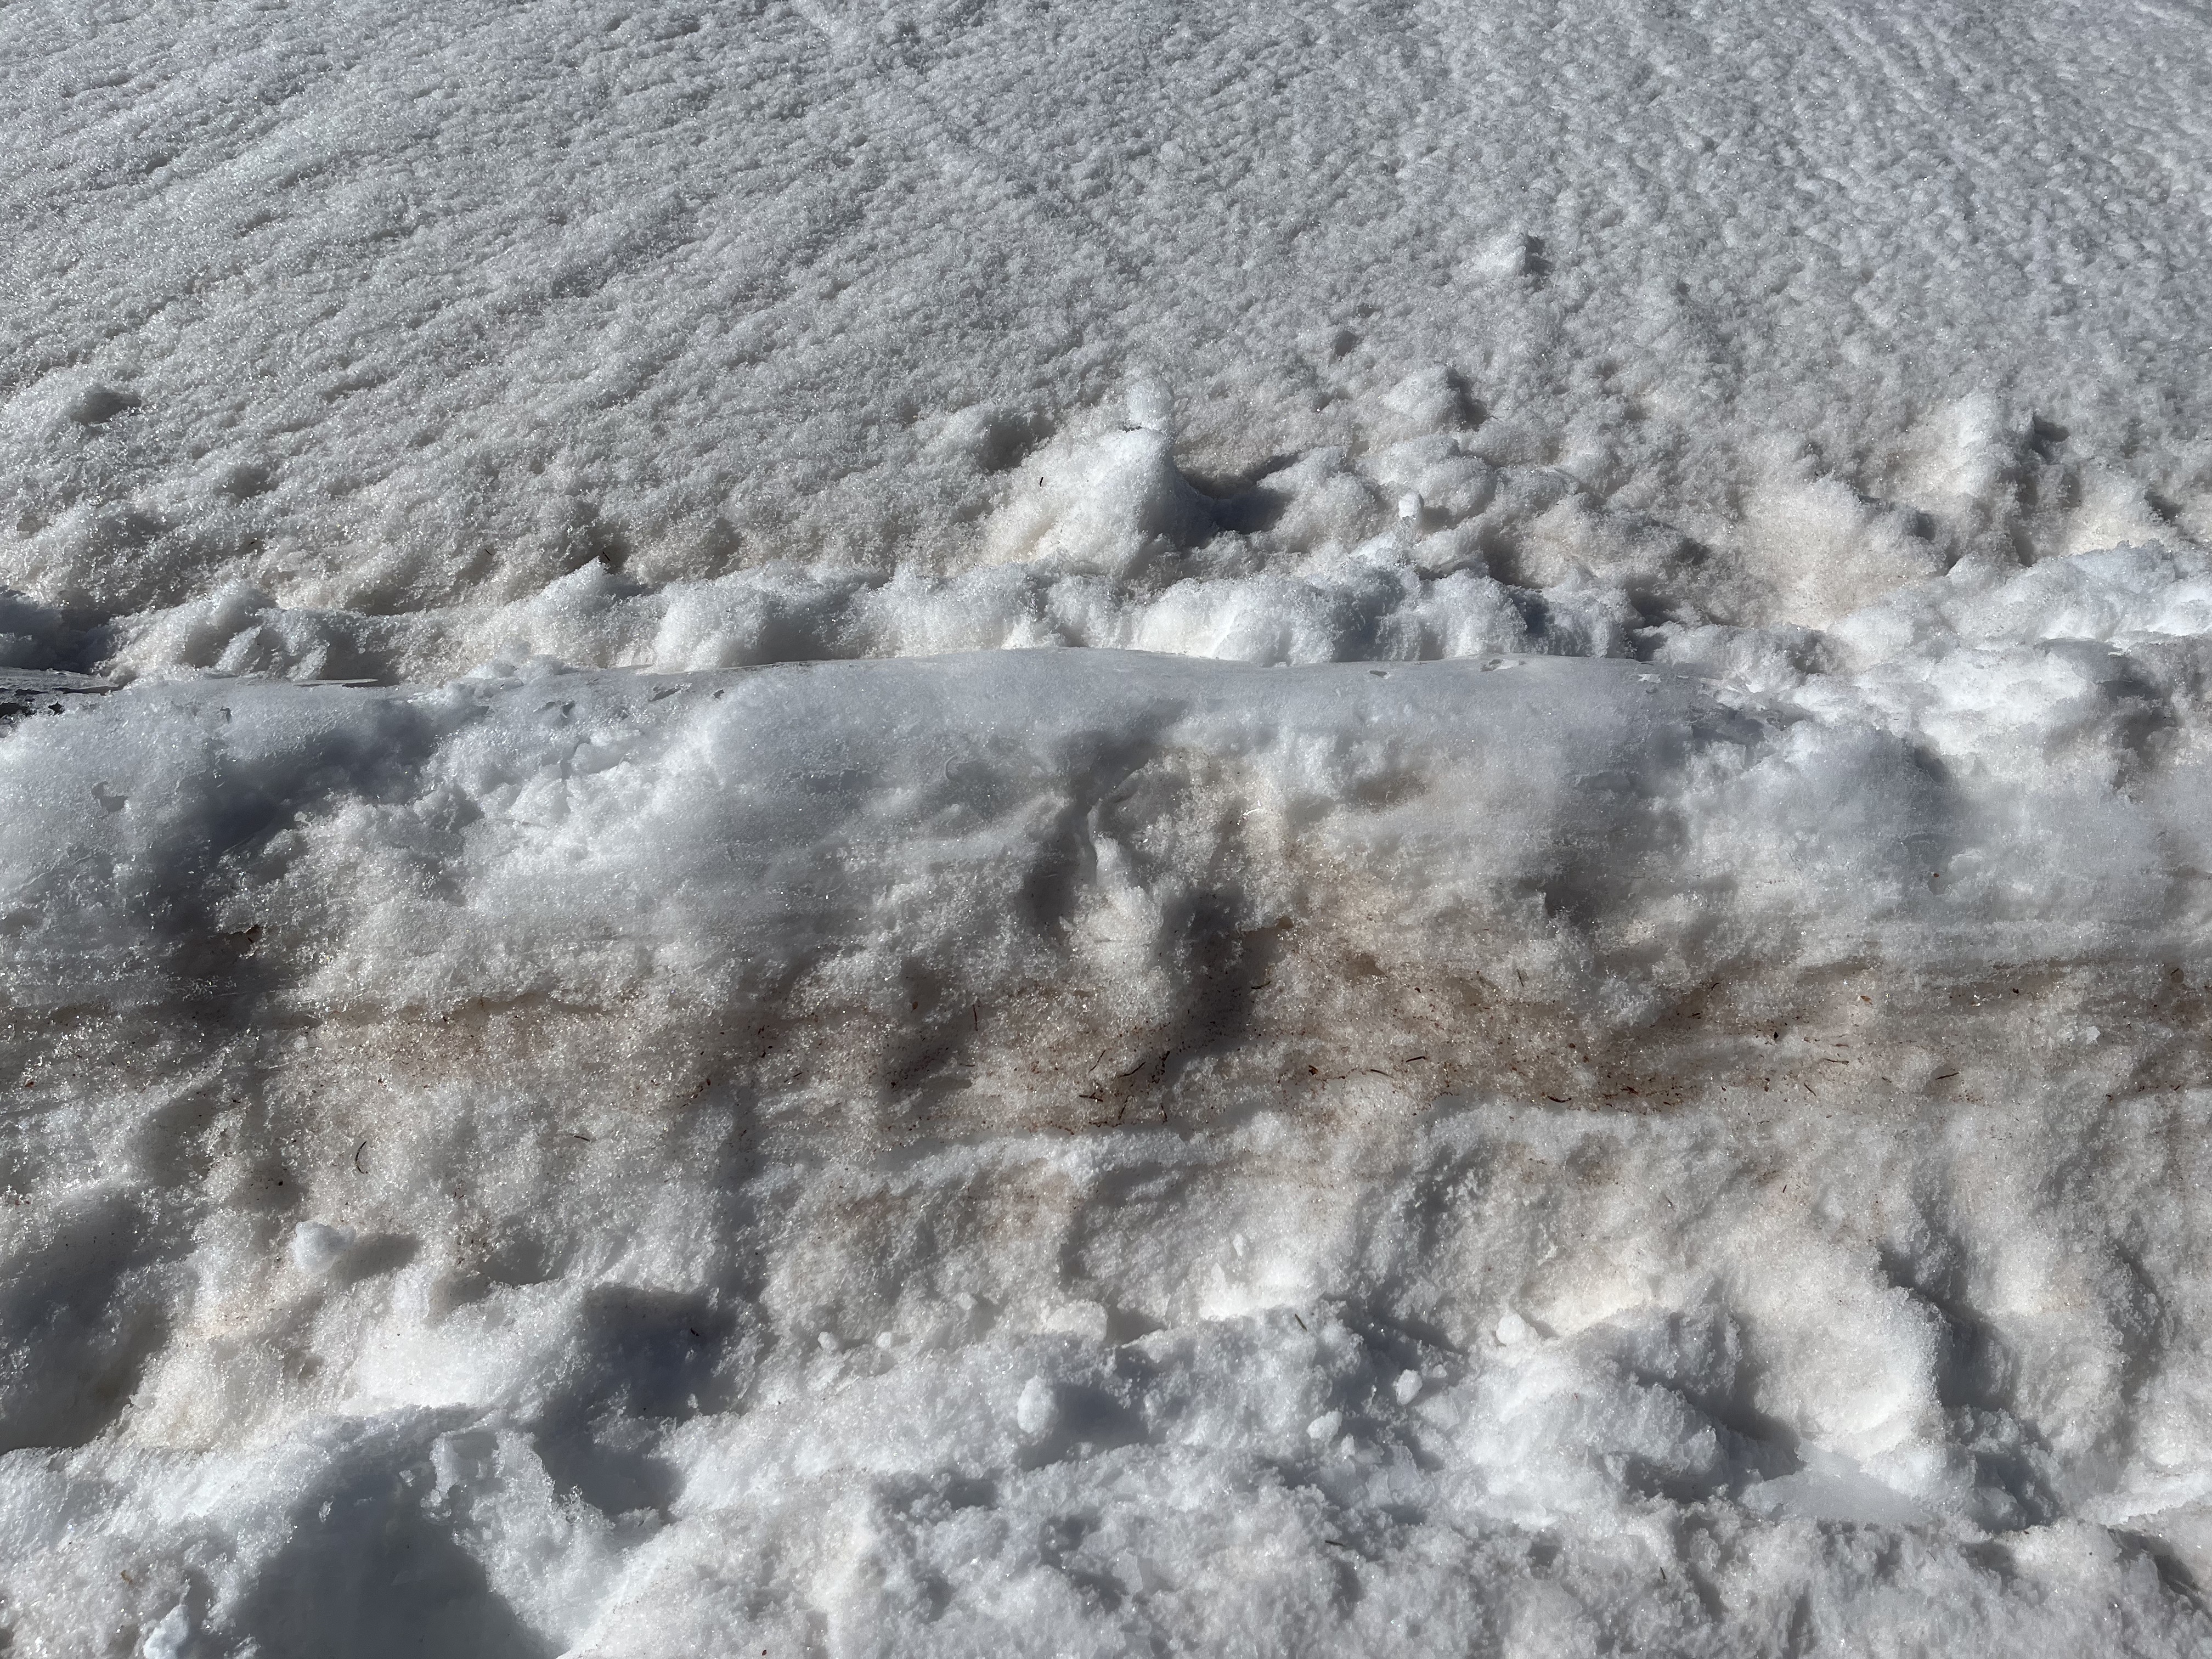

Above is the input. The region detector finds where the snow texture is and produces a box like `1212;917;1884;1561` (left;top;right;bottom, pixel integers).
5;0;2212;1653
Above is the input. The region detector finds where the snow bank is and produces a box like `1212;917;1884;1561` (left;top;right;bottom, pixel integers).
7;541;2212;1650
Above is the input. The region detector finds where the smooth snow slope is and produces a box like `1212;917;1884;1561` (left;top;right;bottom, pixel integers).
6;0;2212;1654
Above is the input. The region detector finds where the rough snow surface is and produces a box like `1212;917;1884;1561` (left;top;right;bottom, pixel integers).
7;0;2212;1653
5;0;2211;673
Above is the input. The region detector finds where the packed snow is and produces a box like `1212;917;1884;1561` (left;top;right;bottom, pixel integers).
5;0;2212;1653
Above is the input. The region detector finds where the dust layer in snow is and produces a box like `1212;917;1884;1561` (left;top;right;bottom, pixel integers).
9;0;2212;1652
7;545;2212;1651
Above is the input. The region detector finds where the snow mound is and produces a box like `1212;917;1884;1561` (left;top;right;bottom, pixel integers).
5;550;2212;1647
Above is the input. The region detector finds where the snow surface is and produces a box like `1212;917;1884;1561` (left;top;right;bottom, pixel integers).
7;0;2212;1652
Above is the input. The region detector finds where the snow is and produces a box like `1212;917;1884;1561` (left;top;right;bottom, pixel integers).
5;0;2212;1651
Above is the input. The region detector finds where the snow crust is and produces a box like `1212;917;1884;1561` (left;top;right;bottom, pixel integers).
4;0;2210;681
10;556;2212;1651
7;0;2212;1651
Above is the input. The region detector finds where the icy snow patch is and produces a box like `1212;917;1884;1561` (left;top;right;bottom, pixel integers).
5;556;2212;1646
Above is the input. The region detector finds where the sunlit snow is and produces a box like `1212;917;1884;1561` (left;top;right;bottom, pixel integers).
4;0;2212;1653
